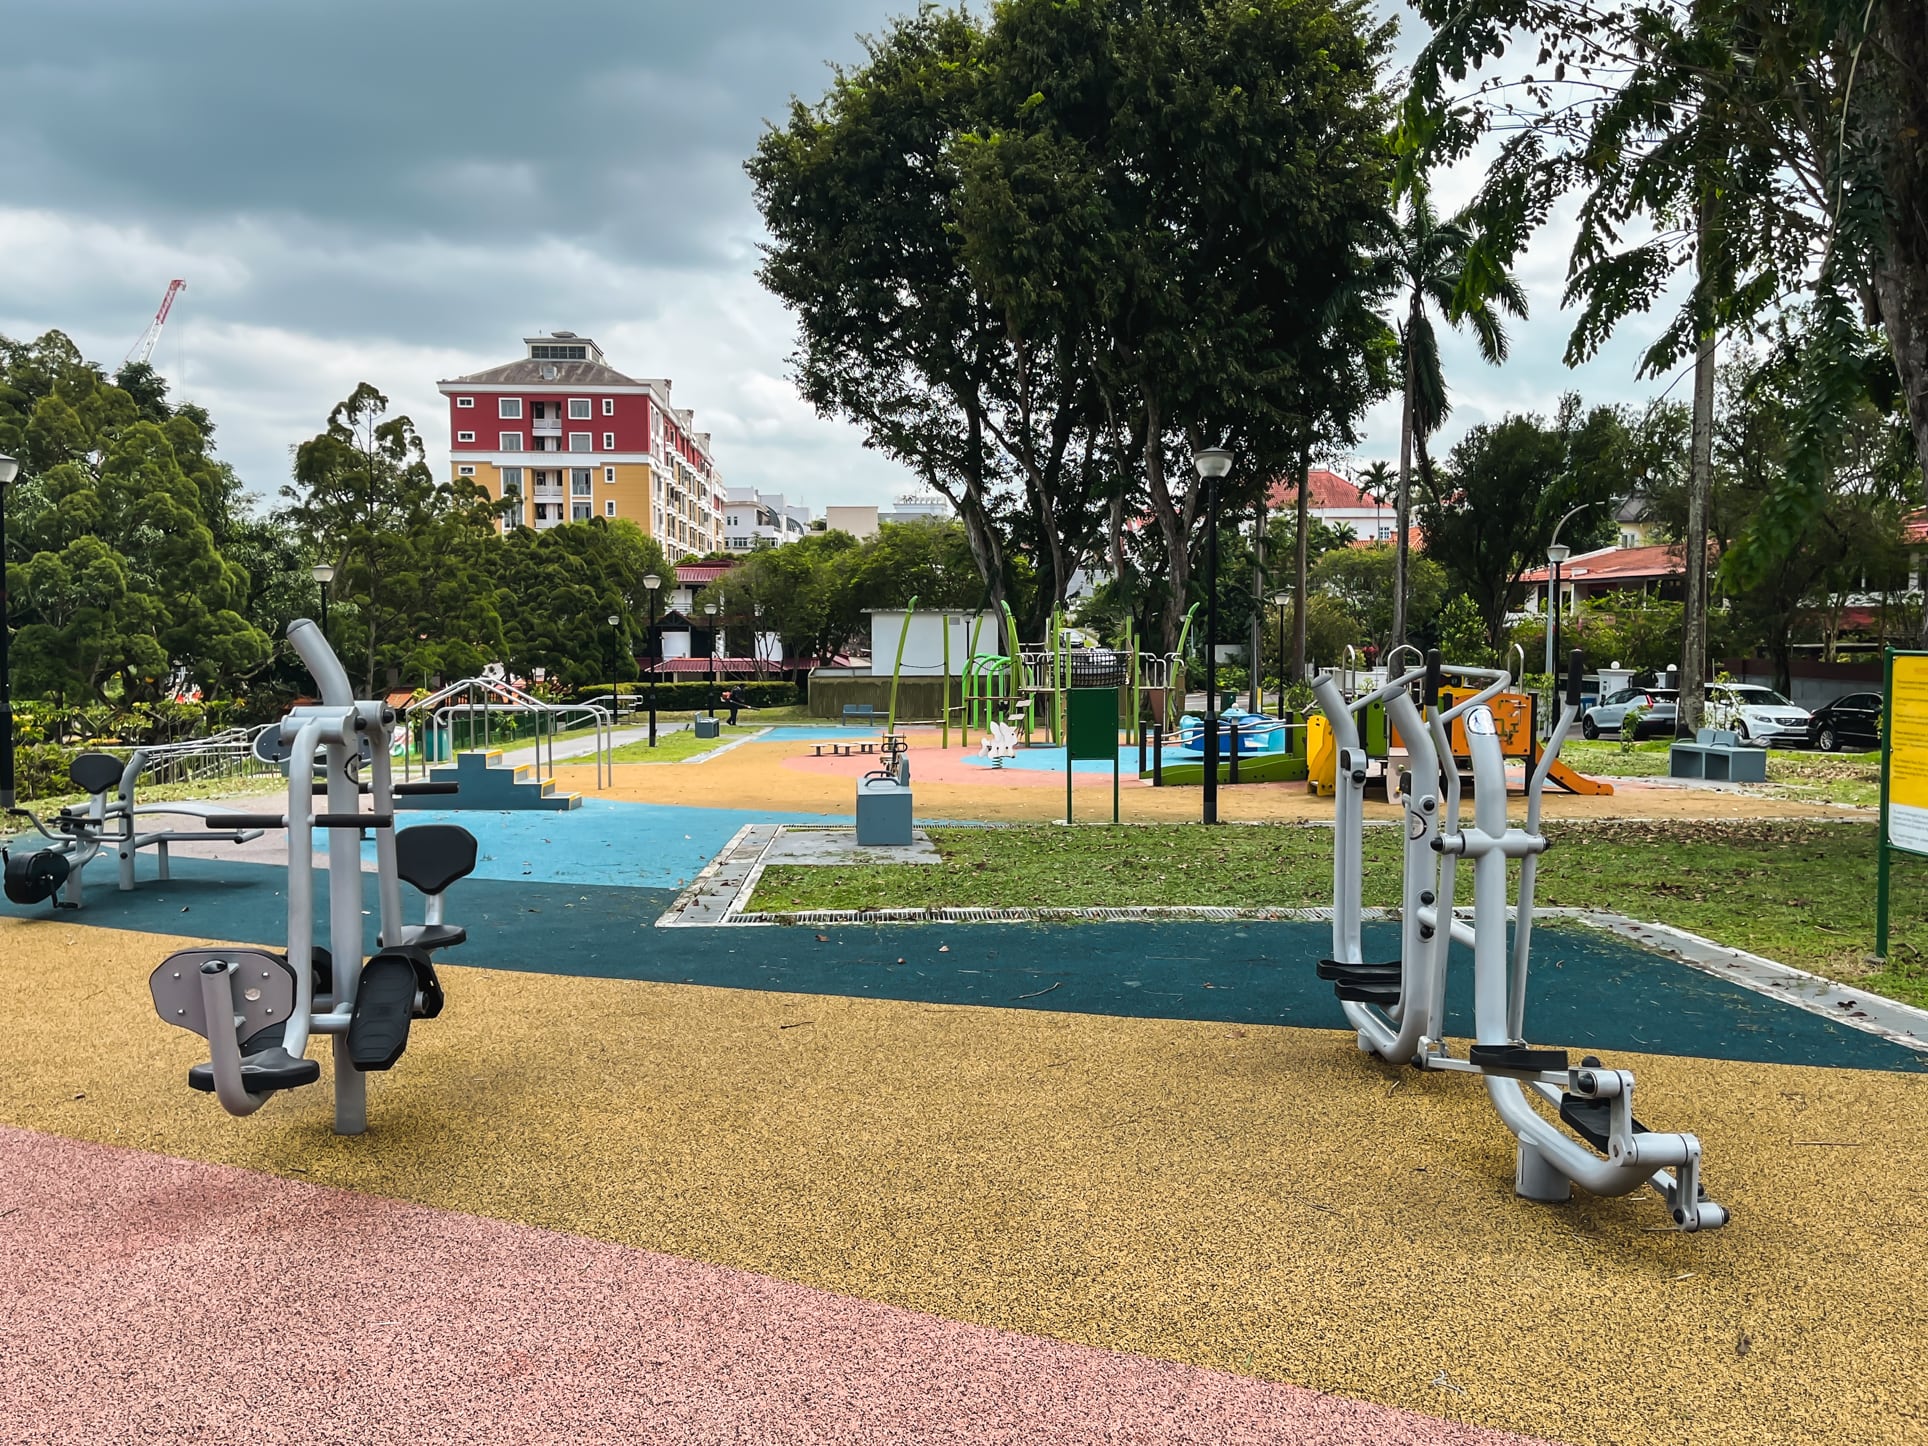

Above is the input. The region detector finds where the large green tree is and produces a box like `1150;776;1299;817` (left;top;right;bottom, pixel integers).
284;384;504;694
1;331;272;703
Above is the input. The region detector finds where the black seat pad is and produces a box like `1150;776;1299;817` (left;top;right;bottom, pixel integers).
187;1024;321;1095
69;752;127;798
394;824;478;896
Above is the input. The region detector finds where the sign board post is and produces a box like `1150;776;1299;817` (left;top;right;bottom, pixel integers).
1065;686;1122;825
1876;648;1928;956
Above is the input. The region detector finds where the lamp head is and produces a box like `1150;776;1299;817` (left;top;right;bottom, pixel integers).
1192;447;1234;481
643;572;661;592
607;614;620;627
311;563;336;585
704;602;717;617
1546;544;1570;565
0;452;18;487
1270;590;1291;608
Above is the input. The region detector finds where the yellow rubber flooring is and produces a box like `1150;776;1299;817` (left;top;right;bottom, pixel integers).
4;916;1925;1445
572;738;1861;825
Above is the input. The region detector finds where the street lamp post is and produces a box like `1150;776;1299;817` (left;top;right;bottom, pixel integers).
606;613;621;696
643;572;661;747
752;601;764;682
1270;589;1291;718
0;452;20;810
311;563;336;648
1193;446;1233;826
1545;543;1571;687
703;600;719;718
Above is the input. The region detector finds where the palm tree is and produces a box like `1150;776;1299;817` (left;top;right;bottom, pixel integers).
1384;184;1529;647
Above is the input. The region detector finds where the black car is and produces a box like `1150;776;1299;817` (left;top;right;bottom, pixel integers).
1808;692;1882;752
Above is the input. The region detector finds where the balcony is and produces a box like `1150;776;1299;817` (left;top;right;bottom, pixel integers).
531;418;562;435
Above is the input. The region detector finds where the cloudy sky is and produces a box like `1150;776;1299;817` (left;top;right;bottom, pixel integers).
1;0;1685;510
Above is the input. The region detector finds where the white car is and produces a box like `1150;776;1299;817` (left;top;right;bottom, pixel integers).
1707;684;1811;746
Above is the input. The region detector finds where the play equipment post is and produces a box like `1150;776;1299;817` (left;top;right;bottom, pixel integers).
941;610;951;749
1065;685;1121;824
1876;648;1928;956
886;596;918;735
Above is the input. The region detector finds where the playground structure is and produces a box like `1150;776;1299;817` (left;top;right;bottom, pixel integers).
149;618;475;1133
950;600;1199;750
3;747;266;910
402;671;613;794
1311;651;1725;1232
1306;646;1612;799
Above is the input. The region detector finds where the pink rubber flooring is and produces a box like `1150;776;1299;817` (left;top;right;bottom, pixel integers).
0;1125;1555;1446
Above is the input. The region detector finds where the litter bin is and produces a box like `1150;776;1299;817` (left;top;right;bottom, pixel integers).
694;715;721;740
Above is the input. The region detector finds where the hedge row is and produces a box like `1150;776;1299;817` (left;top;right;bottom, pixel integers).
572;681;800;709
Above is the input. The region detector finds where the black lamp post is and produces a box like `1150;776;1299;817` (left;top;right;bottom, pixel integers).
311;563;335;648
606;612;621;694
0;452;19;810
643;572;661;747
1271;589;1291;718
703;600;719;718
1194;446;1233;825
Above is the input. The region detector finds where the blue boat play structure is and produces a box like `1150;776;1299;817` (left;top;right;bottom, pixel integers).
1170;707;1291;755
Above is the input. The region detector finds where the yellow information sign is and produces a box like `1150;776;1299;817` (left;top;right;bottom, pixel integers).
1887;655;1928;855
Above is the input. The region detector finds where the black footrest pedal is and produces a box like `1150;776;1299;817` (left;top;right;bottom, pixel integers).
1468;1044;1569;1075
1559;1095;1651;1154
1316;959;1401;982
346;949;427;1071
1334;982;1401;1006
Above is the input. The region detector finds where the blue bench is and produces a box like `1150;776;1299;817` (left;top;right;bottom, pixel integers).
1669;728;1767;783
842;704;876;727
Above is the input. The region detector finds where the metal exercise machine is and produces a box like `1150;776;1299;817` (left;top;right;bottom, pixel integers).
1310;650;1727;1232
149;618;475;1134
4;751;264;910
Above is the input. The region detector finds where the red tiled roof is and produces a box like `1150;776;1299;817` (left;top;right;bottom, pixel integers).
1904;509;1928;544
1519;543;1700;584
1268;468;1383;511
676;561;735;585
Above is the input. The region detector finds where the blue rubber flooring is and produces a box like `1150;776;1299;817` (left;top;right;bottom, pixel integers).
7;855;1921;1074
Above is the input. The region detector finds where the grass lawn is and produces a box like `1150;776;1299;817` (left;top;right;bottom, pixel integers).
608;720;778;763
749;819;1928;1009
1563;739;1880;807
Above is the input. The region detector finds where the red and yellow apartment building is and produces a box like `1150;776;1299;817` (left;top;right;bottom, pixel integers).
437;332;725;556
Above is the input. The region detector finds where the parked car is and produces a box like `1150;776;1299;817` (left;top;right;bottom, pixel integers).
1580;687;1679;740
1807;691;1882;752
1707;684;1812;745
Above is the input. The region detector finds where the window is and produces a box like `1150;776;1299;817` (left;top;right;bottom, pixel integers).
603;467;615;483
1621;531;1637;548
456;396;475;409
572;503;592;521
499;397;523;419
457;430;475;443
605;500;618;518
602;398;615;416
571;469;593;495
568;432;591;452
501;467;523;494
530;344;587;361
499;432;523;452
602;432;615;449
569;398;592;420
457;465;475;476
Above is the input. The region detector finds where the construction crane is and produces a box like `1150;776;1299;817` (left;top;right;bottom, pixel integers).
124;279;186;370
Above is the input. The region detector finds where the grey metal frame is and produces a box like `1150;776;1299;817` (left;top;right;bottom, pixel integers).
8;749;265;907
1311;654;1728;1232
149;618;413;1134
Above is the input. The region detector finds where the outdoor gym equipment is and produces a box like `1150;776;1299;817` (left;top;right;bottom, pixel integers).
1310;650;1726;1232
4;751;264;911
148;618;473;1134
